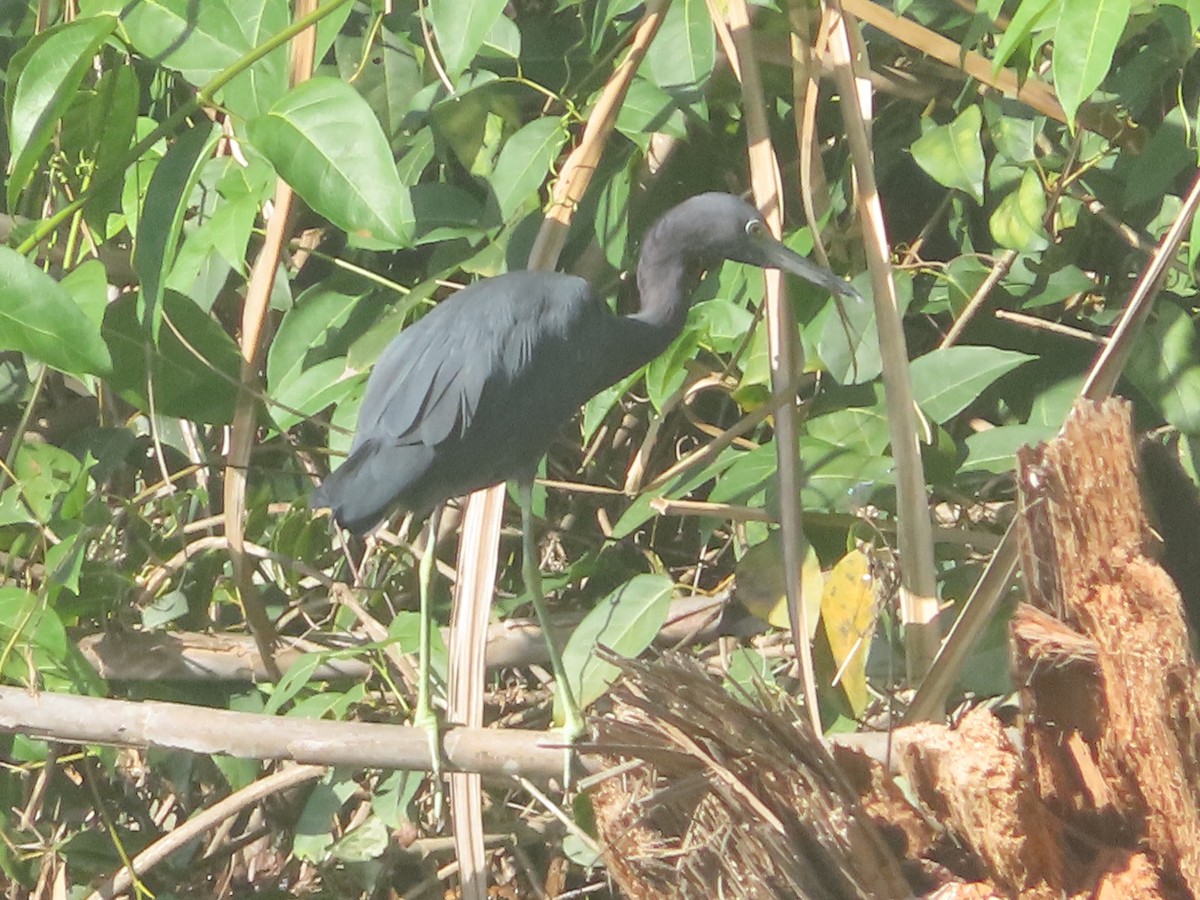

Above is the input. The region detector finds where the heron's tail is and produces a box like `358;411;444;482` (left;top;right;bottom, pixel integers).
310;444;389;535
311;438;435;535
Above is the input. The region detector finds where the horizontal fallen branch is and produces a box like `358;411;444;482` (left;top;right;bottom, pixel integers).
79;593;746;683
0;686;570;781
0;682;904;782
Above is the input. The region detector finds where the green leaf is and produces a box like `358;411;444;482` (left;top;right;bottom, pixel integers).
428;0;508;82
724;648;775;697
709;444;776;506
294;774;357;863
79;67;140;232
0;588;62;657
13;443;84;525
992;0;1054;71
962;423;1054;474
648;0;714;103
83;0;290;119
805;406;892;457
1127;303;1200;434
794;438;896;513
133;121;220;339
816;287;882;386
248;78;413;246
990;169;1049;252
909;346;1035;423
267;282;372;394
329;816;388;863
615;77;687;143
5;15;118;209
489;117;566;221
103;291;241;424
1052;0;1131;129
555;574;674;724
910;106;986;205
0;249;112;377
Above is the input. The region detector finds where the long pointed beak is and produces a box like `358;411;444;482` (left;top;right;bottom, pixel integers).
752;233;862;302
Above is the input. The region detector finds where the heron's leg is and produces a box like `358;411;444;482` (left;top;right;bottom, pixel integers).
518;480;584;784
413;504;444;819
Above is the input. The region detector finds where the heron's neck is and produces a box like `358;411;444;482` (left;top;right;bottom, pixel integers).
632;252;701;340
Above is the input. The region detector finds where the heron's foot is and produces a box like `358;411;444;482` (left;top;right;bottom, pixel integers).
414;703;445;822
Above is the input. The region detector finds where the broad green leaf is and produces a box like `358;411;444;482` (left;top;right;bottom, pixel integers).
271;358;360;430
992;0;1054;71
294;774;358;863
645;330;700;412
267;282;373;394
338;20;422;141
13;443;85;525
428;0;508;82
5;15;118;208
133;122;220;338
142;590;190;630
248;78;413;246
962;424;1053;474
489;117;567;221
78;66;140;234
0;249;112;377
396;128;436;186
805;406;892;457
1052;0;1131;129
724;648;775;698
735;535;823;637
985;97;1040;165
909;346;1035;423
647;0;714;103
795;438;896;513
615;77;687;144
990;169;1049;252
816;284;883;386
480;12;521;60
1127;303;1200;434
555;574;674;724
60;260;109;332
1030;374;1085;429
911;106;986;205
82;0;290;119
372;770;422;829
0;587;79;690
329;816;388;863
709;443;776;506
103;291;241;424
1125;115;1193;208
1004;257;1095;310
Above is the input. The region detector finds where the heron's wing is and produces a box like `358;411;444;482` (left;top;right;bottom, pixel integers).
353;272;597;451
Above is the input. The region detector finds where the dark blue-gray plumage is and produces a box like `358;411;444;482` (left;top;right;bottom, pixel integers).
313;192;858;532
313;192;858;790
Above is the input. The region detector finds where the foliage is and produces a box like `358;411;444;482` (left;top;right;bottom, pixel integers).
2;0;1199;894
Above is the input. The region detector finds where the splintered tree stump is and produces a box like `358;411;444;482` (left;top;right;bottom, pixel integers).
593;399;1200;898
1012;398;1200;896
894;708;1067;898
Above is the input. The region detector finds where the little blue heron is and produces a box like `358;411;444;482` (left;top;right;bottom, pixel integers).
312;192;859;786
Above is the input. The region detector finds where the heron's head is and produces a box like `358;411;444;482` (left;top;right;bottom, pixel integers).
657;192;861;301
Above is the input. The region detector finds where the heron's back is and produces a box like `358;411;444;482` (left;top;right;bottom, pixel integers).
313;271;626;533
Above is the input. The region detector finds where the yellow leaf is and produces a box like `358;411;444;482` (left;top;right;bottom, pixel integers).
735;534;823;637
820;549;876;715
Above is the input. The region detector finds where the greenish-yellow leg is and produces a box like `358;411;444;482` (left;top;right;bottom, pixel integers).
413;505;444;819
518;481;584;786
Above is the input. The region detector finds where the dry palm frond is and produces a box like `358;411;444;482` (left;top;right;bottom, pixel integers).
590;653;911;899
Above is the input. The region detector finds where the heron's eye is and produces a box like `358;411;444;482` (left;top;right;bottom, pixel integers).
745;219;765;237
